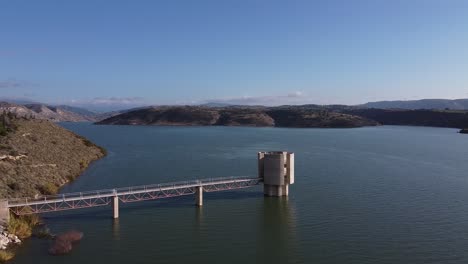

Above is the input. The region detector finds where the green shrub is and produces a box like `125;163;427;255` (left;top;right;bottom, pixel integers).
38;182;58;195
67;174;76;182
6;214;40;239
79;160;88;169
0;144;12;150
82;138;93;147
6;182;19;191
8;150;19;156
0;126;7;137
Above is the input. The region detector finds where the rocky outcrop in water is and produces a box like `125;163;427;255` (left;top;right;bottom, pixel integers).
48;230;83;255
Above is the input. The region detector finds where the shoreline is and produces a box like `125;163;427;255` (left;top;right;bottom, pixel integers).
0;155;103;261
0;117;106;262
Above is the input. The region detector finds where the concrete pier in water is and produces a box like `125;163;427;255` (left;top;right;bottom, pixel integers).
112;195;119;219
258;151;295;197
195;186;203;206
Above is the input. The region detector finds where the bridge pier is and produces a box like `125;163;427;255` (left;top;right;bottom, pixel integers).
112;195;119;219
0;200;9;225
263;184;289;197
195;186;203;206
258;151;294;197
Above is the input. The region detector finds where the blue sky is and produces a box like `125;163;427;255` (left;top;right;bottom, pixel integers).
1;0;468;110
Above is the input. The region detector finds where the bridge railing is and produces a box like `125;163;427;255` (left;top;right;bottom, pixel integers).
7;176;259;207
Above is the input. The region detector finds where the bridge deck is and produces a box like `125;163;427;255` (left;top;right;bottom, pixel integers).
7;176;261;215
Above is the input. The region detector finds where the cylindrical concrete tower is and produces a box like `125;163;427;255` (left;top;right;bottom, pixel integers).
258;151;294;196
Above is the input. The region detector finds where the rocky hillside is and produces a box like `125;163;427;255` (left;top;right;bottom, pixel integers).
342;108;468;128
23;104;97;122
0;114;106;198
96;106;378;128
0;102;99;122
266;108;376;128
362;99;468;110
0;103;36;118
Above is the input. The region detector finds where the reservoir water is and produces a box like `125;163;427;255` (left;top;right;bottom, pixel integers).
11;124;468;264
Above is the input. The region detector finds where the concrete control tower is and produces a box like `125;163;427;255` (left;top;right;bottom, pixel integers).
258;151;294;196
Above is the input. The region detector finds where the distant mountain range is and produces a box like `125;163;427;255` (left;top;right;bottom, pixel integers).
0;102;98;122
1;98;468;128
361;99;468;110
0;102;130;122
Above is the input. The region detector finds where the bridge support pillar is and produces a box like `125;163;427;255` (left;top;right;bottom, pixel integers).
263;184;289;197
258;151;294;197
195;186;203;206
0;200;9;225
112;196;119;219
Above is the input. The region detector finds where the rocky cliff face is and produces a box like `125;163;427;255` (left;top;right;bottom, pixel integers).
23;104;97;122
0;103;36;119
0;117;106;198
96;106;378;128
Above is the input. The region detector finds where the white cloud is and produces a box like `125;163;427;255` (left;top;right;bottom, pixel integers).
69;97;147;106
287;91;303;98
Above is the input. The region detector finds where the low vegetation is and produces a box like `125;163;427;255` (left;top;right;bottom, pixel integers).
0;214;43;262
0;116;106;198
0;112;17;137
38;182;59;196
0;250;14;263
7;214;41;239
0;112;106;261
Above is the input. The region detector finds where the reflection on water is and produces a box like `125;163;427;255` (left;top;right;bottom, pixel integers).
257;196;301;264
195;206;204;227
112;219;120;240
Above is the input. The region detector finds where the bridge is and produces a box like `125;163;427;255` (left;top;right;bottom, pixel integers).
6;176;261;218
0;151;294;222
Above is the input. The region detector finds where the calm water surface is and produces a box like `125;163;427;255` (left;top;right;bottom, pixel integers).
12;124;468;264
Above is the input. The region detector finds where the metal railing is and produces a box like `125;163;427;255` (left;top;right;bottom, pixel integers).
7;176;261;213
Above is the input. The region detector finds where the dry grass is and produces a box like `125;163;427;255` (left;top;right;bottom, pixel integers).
7;214;41;239
0;118;106;198
38;182;59;195
0;250;14;263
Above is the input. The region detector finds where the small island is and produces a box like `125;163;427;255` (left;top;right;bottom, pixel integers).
460;128;468;134
96;106;379;128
